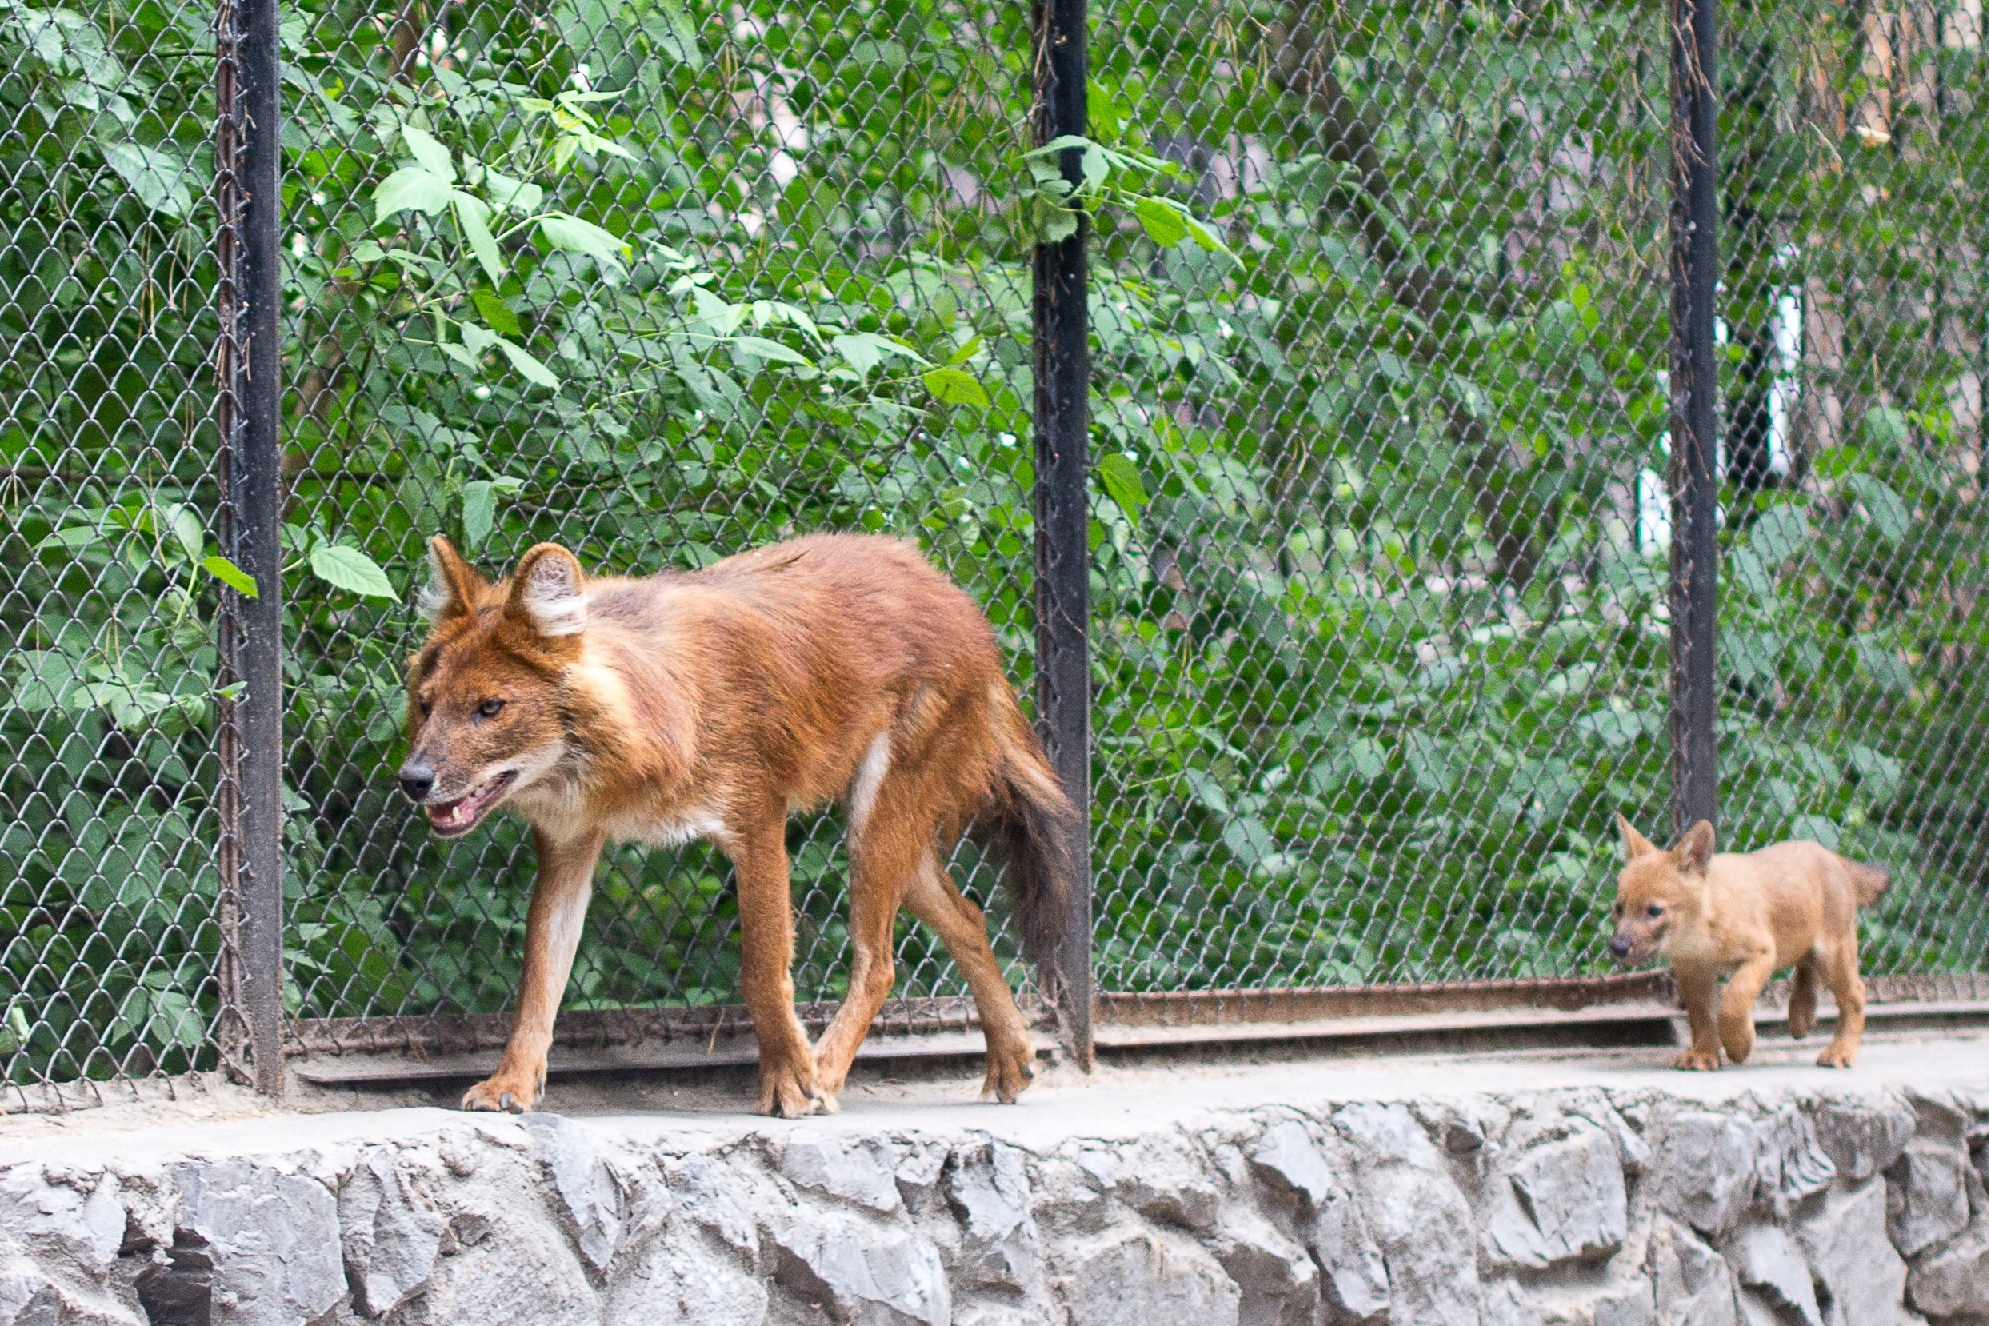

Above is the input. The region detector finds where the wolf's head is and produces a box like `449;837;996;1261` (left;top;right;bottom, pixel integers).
398;537;588;837
1606;814;1714;964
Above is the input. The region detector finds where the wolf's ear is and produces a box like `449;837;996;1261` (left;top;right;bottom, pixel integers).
505;543;587;638
1616;813;1658;863
1673;819;1716;875
419;536;487;624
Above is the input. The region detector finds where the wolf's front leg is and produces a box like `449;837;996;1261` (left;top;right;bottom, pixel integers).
463;829;604;1113
727;812;825;1117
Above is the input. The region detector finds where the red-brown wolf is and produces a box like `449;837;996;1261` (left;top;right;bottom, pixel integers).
400;533;1074;1116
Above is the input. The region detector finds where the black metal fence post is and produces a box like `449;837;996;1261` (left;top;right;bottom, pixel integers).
1668;0;1720;843
1032;0;1092;1069
217;0;286;1096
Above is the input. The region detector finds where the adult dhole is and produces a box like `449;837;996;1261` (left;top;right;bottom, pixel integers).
399;534;1074;1116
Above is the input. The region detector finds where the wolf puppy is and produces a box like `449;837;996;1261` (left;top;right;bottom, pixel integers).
399;533;1074;1116
1607;815;1889;1070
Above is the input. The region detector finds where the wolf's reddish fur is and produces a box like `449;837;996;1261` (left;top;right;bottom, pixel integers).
400;534;1074;1116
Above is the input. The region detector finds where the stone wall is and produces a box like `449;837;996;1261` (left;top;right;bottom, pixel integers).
5;1080;1989;1325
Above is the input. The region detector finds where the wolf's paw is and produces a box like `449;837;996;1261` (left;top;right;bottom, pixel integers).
1816;1044;1857;1069
980;1036;1036;1104
462;1068;541;1113
1673;1049;1722;1071
758;1055;828;1118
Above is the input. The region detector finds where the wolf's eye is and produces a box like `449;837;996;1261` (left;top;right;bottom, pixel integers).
1645;903;1665;919
476;698;505;718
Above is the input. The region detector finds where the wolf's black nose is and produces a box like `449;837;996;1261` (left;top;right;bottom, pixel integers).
399;765;435;802
1607;937;1632;958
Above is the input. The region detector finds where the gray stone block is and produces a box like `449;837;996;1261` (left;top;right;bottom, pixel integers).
1887;1139;1973;1258
1054;1228;1239;1326
1659;1114;1759;1238
522;1112;624;1272
783;1130;903;1216
769;1208;950;1326
1793;1179;1911;1326
338;1148;447;1318
171;1159;345;1326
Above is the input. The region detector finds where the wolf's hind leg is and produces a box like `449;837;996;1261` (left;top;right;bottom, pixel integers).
903;848;1036;1102
1816;936;1866;1069
1788;956;1820;1039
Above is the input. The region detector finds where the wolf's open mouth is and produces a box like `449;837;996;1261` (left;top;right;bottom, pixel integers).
426;771;517;837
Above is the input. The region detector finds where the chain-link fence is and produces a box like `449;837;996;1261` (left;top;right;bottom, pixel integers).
2;0;1985;1104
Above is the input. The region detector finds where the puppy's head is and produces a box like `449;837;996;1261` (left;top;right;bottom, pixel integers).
398;538;589;837
1606;814;1714;964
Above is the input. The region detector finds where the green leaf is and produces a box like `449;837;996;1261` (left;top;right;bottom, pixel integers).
921;366;990;409
1844;473;1911;544
374;166;453;223
200;555;258;597
1864;405;1909;449
162;502;205;564
100;140;192;217
459;321;497;356
497;337;560;389
832;332;927;377
847;37;908;70
1132;195;1190;247
732;334;811;367
454;192;503;282
538;213;629;271
1852;634;1913;693
641;0;702;62
471;288;523;338
1096;452;1148;526
460;480;495;551
309;544;397;599
400;124;457;183
484;168;544;214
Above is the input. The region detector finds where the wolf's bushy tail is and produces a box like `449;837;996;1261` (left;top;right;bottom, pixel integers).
1844;858;1890;908
974;701;1077;977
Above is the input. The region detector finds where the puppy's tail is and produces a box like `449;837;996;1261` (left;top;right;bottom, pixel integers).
975;695;1077;981
1843;858;1890;908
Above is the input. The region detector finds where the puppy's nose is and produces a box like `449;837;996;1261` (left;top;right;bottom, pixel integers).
1607;937;1632;959
399;764;435;803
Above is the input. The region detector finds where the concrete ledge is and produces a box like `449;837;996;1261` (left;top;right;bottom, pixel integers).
3;1034;1988;1324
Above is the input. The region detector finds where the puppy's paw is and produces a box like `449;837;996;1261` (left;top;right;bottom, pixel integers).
462;1069;541;1113
1816;1045;1857;1069
1673;1049;1722;1071
980;1036;1036;1104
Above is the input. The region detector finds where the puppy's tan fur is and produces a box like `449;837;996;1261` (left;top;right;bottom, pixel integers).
1608;815;1889;1070
400;534;1074;1117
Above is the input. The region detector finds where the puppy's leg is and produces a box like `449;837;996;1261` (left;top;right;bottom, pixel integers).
464;829;603;1113
1673;965;1723;1070
812;797;926;1103
1816;934;1867;1069
1788;955;1820;1040
1718;953;1777;1065
728;810;823;1117
903;849;1035;1103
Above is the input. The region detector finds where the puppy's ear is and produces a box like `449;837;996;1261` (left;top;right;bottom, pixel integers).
420;535;488;624
505;543;588;639
1673;819;1716;875
1617;813;1658;863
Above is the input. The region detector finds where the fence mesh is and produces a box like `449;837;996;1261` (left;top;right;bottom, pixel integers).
1716;0;1989;982
0;0;231;1102
279;0;1044;1037
1;0;1986;1097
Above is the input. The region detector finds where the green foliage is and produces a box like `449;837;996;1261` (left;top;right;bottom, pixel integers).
1;0;1985;1088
